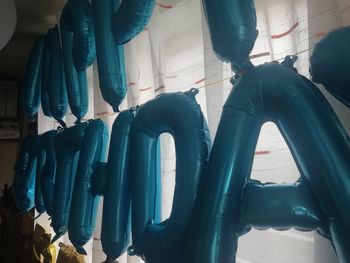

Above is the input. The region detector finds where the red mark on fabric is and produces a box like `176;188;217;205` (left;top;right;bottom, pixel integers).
255;150;271;155
97;111;111;116
128;82;137;86
271;22;299;39
155;85;165;92
158;3;173;9
195;78;205;85
140;87;152;92
164;75;178;79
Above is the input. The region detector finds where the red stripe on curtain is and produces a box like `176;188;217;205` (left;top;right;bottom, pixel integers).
140;87;153;92
158;3;173;9
155;85;165;92
195;78;205;85
255;150;271;155
96;111;112;116
271;22;299;39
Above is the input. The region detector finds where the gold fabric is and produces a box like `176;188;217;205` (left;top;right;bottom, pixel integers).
56;243;85;263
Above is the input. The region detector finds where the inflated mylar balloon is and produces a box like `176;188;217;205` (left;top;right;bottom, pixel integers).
46;27;68;127
60;0;96;122
13;135;39;213
129;89;211;263
35;135;48;215
14;136;32;174
69;119;108;255
310;26;350;108
61;0;95;71
38;130;58;217
93;0;155;111
113;0;156;45
51;122;89;242
12;136;32;196
92;0;127;112
41;34;53;117
91;161;107;196
202;0;258;73
185;63;350;263
99;110;135;261
240;180;323;233
20;37;44;118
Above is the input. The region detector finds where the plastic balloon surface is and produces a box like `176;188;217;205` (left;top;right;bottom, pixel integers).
310;26;350;108
69;119;108;255
13;136;32;198
240;180;323;232
91;161;107;196
46;27;68;126
37;130;58;216
60;0;96;121
113;0;156;45
92;0;127;112
13;135;39;213
20;37;44;118
100;110;135;261
185;63;350;263
60;0;95;70
51;122;89;242
129;89;211;263
92;0;155;111
35;134;48;215
202;0;258;73
41;34;53;117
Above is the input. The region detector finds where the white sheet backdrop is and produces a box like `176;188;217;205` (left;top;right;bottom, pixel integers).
36;0;350;262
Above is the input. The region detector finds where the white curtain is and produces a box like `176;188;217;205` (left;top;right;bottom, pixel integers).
36;0;350;262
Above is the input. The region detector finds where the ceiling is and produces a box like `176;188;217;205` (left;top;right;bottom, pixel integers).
0;0;67;81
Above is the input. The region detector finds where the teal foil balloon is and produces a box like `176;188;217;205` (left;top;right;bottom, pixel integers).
91;161;107;196
113;0;156;45
100;110;135;261
129;90;211;263
92;0;127;112
310;26;350;108
13;135;39;213
47;27;68;126
12;136;31;201
202;0;258;73
186;63;350;263
61;0;96;122
41;34;53;117
20;37;44;118
35;134;48;215
51;122;89;242
38;130;58;217
13;136;31;190
60;0;95;71
240;180;324;233
69;119;108;255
